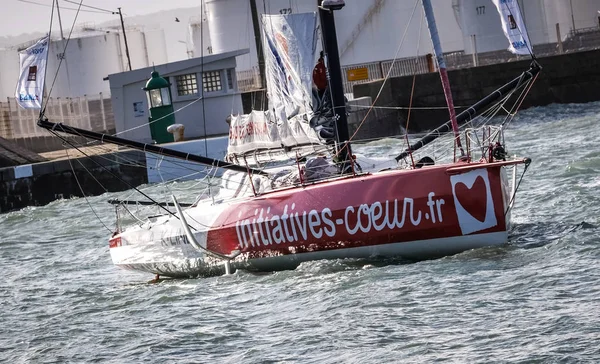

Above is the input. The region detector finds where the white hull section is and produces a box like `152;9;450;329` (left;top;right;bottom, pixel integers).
110;231;508;278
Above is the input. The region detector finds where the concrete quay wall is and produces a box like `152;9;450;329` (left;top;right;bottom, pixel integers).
354;49;600;133
0;150;147;213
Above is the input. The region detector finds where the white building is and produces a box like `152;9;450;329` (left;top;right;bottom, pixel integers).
108;49;247;143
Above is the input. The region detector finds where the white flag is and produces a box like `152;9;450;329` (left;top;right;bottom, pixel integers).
491;0;531;55
15;36;49;109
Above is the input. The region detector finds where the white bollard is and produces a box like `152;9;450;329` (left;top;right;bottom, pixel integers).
166;124;185;142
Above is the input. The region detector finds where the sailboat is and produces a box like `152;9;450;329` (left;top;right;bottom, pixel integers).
33;0;539;278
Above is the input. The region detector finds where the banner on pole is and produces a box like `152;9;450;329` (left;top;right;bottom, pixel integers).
491;0;532;55
15;36;49;109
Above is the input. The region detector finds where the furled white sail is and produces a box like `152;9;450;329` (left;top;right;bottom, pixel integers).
262;12;317;122
227;13;322;159
15;36;49;109
491;0;531;55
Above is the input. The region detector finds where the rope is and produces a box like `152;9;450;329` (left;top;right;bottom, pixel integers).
403;8;426;169
47;127;190;224
38;0;55;119
343;0;421;149
505;159;531;216
42;0;83;115
64;148;113;233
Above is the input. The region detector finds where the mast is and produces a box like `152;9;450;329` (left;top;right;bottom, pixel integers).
421;0;464;157
118;8;132;71
37;118;269;176
317;0;352;171
249;0;266;90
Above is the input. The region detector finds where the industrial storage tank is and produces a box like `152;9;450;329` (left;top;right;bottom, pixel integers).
204;0;464;71
0;49;19;100
0;29;168;99
189;15;213;58
454;0;600;54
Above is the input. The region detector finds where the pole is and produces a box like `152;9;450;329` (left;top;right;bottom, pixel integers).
249;0;266;90
55;0;65;40
318;0;352;171
471;35;478;67
556;23;563;54
421;0;463;158
569;0;576;33
118;8;132;71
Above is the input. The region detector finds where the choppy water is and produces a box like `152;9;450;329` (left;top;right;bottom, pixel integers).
1;102;600;363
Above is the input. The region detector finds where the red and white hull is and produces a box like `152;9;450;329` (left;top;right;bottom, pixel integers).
109;161;517;278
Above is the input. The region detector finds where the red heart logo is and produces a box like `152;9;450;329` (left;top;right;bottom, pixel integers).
454;175;488;223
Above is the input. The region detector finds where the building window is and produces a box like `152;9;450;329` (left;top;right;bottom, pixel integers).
226;69;235;90
202;71;222;92
175;73;198;96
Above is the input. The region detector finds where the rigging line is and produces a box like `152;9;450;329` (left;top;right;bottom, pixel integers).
76;95;205;148
48;134;145;167
63;145;110;192
120;204;147;225
498;82;529;127
342;0;421;150
63;147;113;233
16;0;109;14
350;105;469;110
155;170;214;229
111;95;204;137
49;133;147;169
504;161;530;216
502;73;539;127
61;0;115;14
68;132;220;173
39;0;55;119
42;0;83;115
147;157;214;178
48;126;192;224
403;8;426;168
188;167;218;191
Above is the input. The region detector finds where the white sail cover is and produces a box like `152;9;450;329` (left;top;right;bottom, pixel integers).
227;110;320;156
15;36;49;109
491;0;531;55
263;12;317;122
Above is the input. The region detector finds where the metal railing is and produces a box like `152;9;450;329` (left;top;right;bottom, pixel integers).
237;28;600;94
0;93;115;140
235;55;432;94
